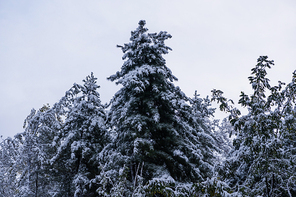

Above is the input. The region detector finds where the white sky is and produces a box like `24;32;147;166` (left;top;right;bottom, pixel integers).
1;0;296;138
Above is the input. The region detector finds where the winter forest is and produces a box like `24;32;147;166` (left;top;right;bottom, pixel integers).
0;20;295;197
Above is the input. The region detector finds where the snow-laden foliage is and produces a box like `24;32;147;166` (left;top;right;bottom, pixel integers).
0;137;19;196
2;21;296;197
212;56;296;197
3;104;62;197
51;72;108;197
97;20;222;195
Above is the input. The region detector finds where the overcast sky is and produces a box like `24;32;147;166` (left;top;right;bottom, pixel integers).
1;0;296;139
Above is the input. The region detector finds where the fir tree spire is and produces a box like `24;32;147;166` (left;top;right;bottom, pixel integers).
100;21;218;195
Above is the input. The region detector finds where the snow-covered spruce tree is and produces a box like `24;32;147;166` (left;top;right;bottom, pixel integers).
212;56;296;197
51;73;108;197
102;20;218;195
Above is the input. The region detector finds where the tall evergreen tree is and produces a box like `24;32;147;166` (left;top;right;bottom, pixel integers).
51;73;107;197
101;20;219;195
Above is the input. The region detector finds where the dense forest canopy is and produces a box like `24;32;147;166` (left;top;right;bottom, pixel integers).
1;21;295;197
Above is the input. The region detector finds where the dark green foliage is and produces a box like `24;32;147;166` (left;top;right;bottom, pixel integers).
102;21;219;195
